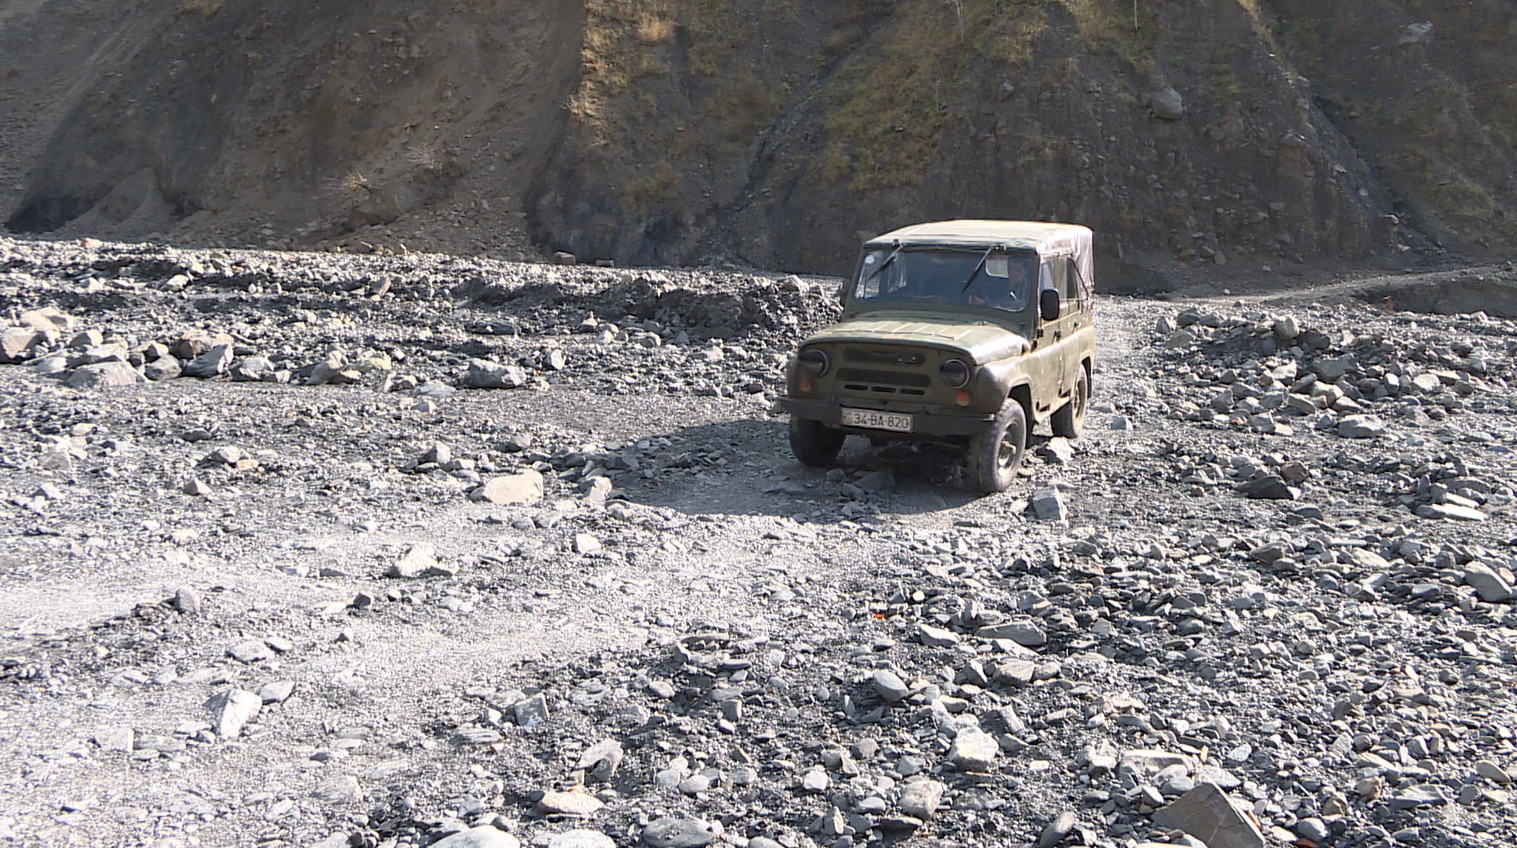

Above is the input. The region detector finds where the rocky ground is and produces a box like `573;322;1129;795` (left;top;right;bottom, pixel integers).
1;236;1516;848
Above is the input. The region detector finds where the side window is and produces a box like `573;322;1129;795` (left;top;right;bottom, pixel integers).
1058;256;1080;304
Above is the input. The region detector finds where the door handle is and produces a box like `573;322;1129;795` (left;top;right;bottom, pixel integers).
1053;330;1063;340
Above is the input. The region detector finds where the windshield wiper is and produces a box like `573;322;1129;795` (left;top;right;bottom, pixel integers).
863;245;904;283
958;246;997;293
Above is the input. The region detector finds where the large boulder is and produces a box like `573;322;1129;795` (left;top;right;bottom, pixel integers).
0;328;42;363
65;361;143;389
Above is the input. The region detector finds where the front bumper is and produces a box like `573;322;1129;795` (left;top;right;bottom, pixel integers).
777;396;993;437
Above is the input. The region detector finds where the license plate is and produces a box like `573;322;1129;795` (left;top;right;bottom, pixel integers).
841;408;913;433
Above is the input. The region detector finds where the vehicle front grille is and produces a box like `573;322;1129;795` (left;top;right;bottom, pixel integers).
837;367;931;395
844;348;927;366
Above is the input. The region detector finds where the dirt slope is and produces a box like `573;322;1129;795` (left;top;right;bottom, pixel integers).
1;1;1515;280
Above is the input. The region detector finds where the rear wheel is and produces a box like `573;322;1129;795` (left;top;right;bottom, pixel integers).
968;399;1027;494
1051;365;1089;438
789;417;845;467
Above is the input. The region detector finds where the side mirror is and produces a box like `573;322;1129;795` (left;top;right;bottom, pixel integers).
836;284;848;306
1039;289;1060;322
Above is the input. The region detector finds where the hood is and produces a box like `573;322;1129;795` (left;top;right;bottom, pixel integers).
804;312;1030;365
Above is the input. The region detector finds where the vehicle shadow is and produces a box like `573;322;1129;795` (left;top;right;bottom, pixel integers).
613;417;1045;519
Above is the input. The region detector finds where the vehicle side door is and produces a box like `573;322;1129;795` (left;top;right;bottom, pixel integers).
1030;259;1070;418
1054;254;1091;396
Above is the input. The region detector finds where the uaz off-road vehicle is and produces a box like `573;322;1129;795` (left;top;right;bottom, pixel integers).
777;220;1096;493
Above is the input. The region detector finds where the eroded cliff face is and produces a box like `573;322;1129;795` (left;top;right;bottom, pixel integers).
2;1;1513;280
0;0;582;257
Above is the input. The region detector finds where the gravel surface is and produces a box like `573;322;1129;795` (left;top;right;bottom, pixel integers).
2;236;1517;848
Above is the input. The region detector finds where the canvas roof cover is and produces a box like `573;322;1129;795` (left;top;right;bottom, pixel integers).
865;220;1094;289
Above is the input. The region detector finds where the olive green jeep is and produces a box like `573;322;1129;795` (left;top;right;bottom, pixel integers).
777;220;1096;493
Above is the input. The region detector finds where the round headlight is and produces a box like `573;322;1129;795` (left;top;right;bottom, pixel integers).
939;358;971;388
799;349;829;377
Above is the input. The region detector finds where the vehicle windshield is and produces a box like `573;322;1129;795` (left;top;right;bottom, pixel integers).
852;247;1036;312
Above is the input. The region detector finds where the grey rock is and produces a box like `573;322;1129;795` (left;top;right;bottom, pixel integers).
1476;760;1512;784
1463;563;1513;602
19;306;72;333
1388;784;1450;809
419;442;452;466
1337;415;1386;439
464;359;528;389
1399;21;1434;45
538;788;604;816
1037;811;1077;848
574;738;624;782
514;693;549;728
183;344;233;378
81;343;128;364
949;728;998;771
1037;438;1076;465
143;356;182;381
1152;782;1265;848
1148;86;1185;120
431;826;521;848
206;689;262;738
1416;503;1488;522
33;352;70;376
311;774;363;806
93;726;135;752
1239;475;1298;500
976;620;1046;647
0;327;42;363
855;470;895;493
573;533;603;554
1295;818;1331;843
1031;488;1068;521
873;669;910;703
259;680;296;704
898;779;946;819
1314;354;1357;381
65;361;142;389
172;586;202;615
917;623;960;648
641;817;715;848
581;476;613;507
228;639;273;663
387;544;438;579
305;352;350;385
453;727;503;745
471;471;545;505
68;329;103;349
548;831;615;848
230;356;275;382
1156;763;1196;796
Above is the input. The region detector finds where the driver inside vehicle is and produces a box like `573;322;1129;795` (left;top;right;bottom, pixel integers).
966;255;1033;310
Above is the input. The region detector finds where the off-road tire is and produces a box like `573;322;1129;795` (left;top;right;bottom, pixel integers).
789;417;845;467
1051;364;1089;438
968;399;1027;493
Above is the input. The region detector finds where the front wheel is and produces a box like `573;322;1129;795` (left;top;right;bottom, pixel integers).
1051;365;1089;438
789;417;845;467
968;399;1027;494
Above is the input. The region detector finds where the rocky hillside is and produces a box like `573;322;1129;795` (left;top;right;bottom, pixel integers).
2;1;1515;281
